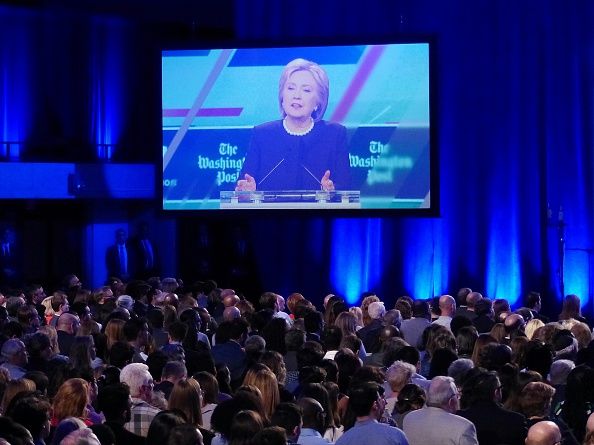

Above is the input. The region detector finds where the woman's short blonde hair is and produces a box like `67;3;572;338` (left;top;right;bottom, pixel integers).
525;318;545;340
278;58;329;122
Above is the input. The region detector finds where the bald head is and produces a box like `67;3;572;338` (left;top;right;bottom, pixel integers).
56;313;80;334
222;293;240;308
525;421;561;445
504;313;525;334
439;295;456;317
298;397;324;430
466;292;483;309
223;305;241;321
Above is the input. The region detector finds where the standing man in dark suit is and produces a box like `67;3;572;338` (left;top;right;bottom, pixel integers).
0;226;20;286
106;228;130;281
129;222;158;280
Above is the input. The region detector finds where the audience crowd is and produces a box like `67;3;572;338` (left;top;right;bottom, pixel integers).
0;276;592;445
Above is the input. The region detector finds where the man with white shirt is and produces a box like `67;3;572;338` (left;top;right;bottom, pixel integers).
432;295;456;331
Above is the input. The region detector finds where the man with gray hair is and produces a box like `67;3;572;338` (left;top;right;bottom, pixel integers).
119;362;161;437
357;301;386;353
403;376;478;445
0;338;28;379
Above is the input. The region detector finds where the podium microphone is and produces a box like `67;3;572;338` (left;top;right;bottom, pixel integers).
259;158;285;186
301;163;322;186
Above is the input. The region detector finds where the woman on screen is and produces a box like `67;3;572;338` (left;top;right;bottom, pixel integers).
236;58;351;192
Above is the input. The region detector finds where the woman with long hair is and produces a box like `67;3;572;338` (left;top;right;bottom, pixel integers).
194;371;219;431
470;333;497;367
334;312;367;360
51;378;91;427
242;365;280;421
104;319;126;354
168;377;214;445
68;336;95;377
559;294;587;323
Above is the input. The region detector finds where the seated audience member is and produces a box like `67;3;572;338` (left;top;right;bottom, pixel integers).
472;299;495;334
211;319;248;389
554;365;594;443
403;376;477;445
0;416;36;445
428;348;459;379
168;378;213;445
252;426;288;445
154;360;187;400
322;326;343;360
524;341;554;380
1;338;28;379
525;421;562;445
525;319;545;340
1;378;36;415
391;383;426;428
558;294;587;324
4;392;51;445
303;309;324;344
119;363;161;437
146;411;185;445
356;301;386;353
447;358;475;389
167;424;203;445
51;378;93;428
432;295;456;331
97;383;145;445
193;371;220;431
519;381;579;445
335;382;408;445
525;292;549;323
458;369;527;445
384;361;416;413
399;300;431;349
296;398;328;445
271;402;302;444
56;313;80;356
548;359;575;414
503;313;526;341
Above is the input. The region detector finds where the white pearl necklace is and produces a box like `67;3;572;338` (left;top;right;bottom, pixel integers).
283;117;314;136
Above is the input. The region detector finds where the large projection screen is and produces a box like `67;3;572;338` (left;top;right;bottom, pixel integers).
162;41;434;214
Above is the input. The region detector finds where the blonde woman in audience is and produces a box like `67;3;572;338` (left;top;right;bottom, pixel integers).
38;325;64;358
334;312;367;359
348;306;364;330
0;378;35;414
243;365;280;421
525;318;545;340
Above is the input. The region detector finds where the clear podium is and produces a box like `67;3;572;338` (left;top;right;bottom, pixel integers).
220;190;361;209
